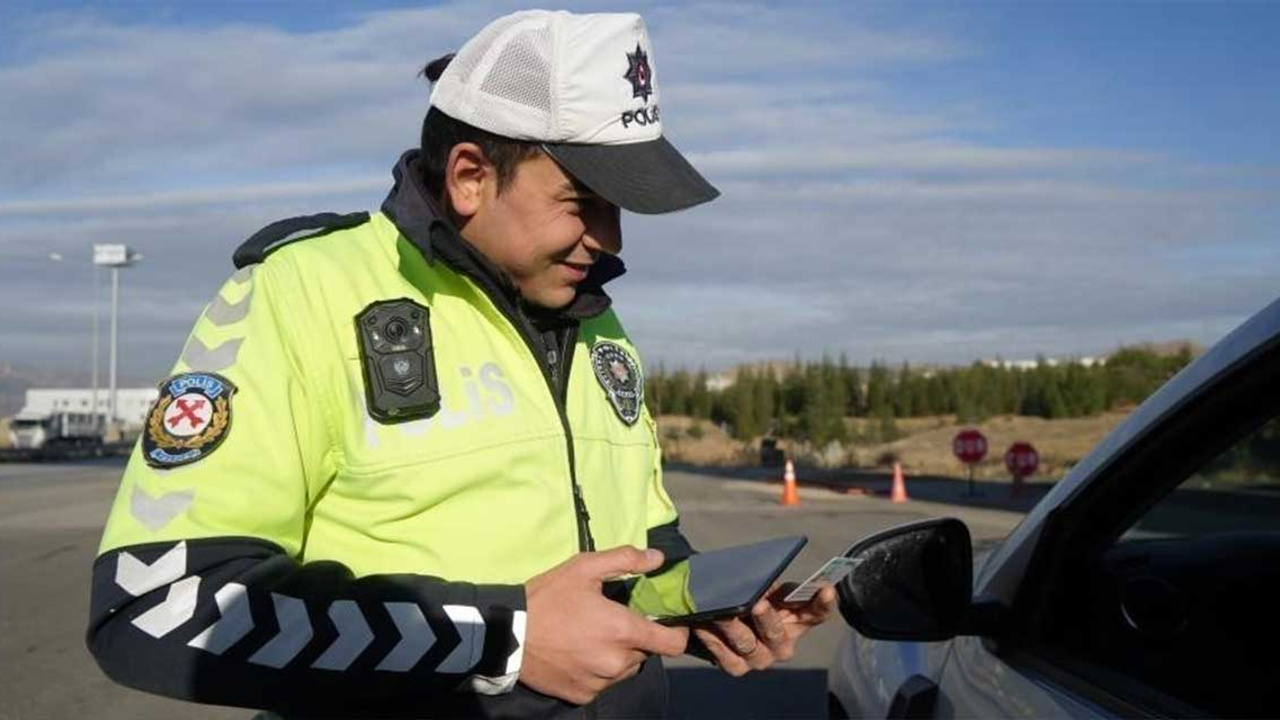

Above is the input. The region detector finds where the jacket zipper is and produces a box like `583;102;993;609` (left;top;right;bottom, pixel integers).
512;315;595;552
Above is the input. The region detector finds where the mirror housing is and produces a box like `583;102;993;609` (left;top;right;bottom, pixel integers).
836;518;974;641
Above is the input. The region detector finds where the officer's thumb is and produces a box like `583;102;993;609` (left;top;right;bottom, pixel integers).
577;546;664;583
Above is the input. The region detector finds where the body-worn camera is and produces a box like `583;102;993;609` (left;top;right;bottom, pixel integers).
355;299;439;423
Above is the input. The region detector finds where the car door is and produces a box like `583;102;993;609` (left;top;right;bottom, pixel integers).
934;312;1280;718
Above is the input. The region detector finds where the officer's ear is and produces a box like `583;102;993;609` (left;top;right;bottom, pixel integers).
444;142;493;219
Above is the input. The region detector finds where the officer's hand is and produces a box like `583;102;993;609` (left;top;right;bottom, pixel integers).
693;581;837;677
522;546;689;705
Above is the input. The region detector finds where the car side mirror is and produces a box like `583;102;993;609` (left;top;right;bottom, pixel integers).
836;518;973;641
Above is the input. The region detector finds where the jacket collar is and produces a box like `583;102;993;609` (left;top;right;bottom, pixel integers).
381;149;623;320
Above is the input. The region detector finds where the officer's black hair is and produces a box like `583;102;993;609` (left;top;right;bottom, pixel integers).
419;54;542;199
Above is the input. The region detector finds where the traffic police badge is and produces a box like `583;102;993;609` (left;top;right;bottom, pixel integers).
591;341;644;426
624;43;654;102
143;372;235;468
356;298;440;423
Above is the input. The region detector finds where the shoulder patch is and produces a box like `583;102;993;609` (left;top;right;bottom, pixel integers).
143;373;236;468
232;211;370;269
590;341;643;426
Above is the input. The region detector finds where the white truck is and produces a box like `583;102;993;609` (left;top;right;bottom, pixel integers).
8;409;104;454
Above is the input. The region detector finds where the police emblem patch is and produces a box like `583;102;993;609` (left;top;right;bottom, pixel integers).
623;43;653;103
143;372;236;468
591;341;644;426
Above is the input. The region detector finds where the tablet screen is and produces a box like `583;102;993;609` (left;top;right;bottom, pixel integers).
626;535;808;624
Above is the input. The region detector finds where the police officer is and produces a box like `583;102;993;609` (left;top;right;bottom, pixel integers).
87;10;834;718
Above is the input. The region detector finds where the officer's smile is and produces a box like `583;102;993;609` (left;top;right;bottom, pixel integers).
561;261;592;283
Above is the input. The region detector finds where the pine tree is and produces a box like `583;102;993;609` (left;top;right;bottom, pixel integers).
728;368;760;440
646;363;665;415
667;370;692;416
782;360;806;417
690;370;712;420
839;353;863;415
754;367;777;435
866;362;892;419
895;362;914;417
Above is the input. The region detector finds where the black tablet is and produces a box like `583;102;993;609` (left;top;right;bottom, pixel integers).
624;535;808;625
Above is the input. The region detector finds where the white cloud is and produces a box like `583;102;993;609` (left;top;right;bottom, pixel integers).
690;142;1159;175
0;1;1276;380
0;177;387;217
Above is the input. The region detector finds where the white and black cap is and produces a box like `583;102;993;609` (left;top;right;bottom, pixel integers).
429;10;718;214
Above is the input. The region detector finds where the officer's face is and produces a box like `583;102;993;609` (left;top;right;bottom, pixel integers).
454;151;622;309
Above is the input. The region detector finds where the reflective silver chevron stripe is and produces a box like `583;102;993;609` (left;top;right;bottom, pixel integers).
249;593;312;669
181;336;245;373
376;602;436;672
132;575;201;639
465;609;525;695
506;610;527;676
231;266;255;285
129;486;194;532
204;285;253;326
188;583;254;655
438;605;485;674
312;600;374;671
115;540;187;596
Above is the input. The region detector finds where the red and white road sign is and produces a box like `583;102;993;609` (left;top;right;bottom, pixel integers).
1005;442;1039;478
953;429;988;465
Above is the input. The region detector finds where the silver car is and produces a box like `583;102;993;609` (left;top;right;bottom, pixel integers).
828;295;1280;719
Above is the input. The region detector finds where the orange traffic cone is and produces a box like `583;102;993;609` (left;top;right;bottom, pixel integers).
781;459;800;506
890;462;909;503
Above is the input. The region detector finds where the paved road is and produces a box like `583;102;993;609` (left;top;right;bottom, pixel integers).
0;461;1025;720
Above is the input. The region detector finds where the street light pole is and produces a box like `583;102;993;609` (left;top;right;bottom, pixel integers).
109;265;119;422
93;244;139;427
92;263;100;428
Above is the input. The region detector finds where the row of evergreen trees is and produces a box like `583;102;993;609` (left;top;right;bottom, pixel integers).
645;347;1194;445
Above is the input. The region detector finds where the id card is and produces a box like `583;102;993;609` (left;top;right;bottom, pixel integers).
783;557;858;604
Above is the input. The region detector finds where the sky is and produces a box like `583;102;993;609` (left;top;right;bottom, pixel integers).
1;0;1278;382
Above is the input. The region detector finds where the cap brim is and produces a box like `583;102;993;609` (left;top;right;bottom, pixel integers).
543;136;719;215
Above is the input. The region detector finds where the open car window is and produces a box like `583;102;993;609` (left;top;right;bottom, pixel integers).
1121;417;1280;541
1034;410;1280;717
1090;415;1280;716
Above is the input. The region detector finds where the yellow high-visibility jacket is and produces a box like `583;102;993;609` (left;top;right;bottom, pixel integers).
87;150;691;719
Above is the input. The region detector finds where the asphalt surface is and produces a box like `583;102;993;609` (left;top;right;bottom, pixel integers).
0;460;1026;720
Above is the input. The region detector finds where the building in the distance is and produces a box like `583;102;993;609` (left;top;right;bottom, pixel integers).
18;388;159;429
981;356;1106;370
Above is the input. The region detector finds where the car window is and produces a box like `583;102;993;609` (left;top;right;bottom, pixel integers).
1049;413;1280;717
1121;416;1280;540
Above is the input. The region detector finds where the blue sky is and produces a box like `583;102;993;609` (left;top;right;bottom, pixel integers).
1;1;1277;380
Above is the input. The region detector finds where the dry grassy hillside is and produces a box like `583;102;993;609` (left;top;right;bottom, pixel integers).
657;410;1132;480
